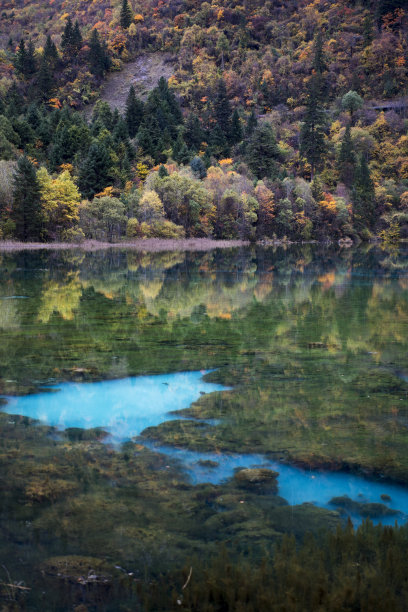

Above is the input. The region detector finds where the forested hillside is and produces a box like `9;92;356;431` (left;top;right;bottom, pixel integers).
0;0;407;242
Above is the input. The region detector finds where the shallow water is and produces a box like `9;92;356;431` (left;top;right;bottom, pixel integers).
3;371;227;441
1;245;408;609
3;368;408;525
144;443;408;526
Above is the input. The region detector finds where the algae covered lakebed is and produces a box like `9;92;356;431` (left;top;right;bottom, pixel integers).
0;244;408;610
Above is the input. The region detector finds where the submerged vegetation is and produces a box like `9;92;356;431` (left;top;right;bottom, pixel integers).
0;245;407;609
1;0;408;607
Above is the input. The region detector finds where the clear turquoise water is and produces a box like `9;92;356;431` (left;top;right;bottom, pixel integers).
3;371;408;526
3;371;227;441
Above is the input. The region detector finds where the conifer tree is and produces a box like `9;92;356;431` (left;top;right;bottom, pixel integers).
184;113;205;152
26;39;37;77
209;124;230;158
353;154;376;229
43;35;59;68
247;123;280;179
172;133;190;165
190;156;207;179
120;0;134;29
230;109;242;145
72;21;83;56
214;78;232;143
36;55;55;101
299;32;328;178
338;125;355;186
89;29;111;78
61;17;74;58
15;39;36;79
245;110;258;137
14;39;27;77
78;141;113;199
12;156;43;241
158;164;169;178
5;82;25;117
125;85;144;137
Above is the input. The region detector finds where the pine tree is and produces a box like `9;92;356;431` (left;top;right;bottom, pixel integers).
89;29;111;78
353;154;376;229
230;109;242;145
78;141;113;199
125;85;144;137
12;156;43;241
62;18;82;59
214;78;232;143
312;31;326;75
338;125;356;186
172;133;190;165
184;113;205;152
15;39;36;79
158;164;169;178
209;124;230;158
26;39;37;77
246;123;280;179
300;75;326;178
61;17;74;59
5;82;25;117
43;35;59;68
300;32;327;178
14;39;27;77
36;55;55;101
72;21;83;56
245;110;258;137
190;156;207;179
120;0;134;29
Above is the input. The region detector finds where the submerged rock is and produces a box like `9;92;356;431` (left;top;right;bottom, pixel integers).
268;503;342;537
41;556;113;585
197;459;219;468
329;495;400;518
381;493;392;502
234;468;279;493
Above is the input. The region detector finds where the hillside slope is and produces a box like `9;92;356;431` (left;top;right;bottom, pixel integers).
0;0;407;245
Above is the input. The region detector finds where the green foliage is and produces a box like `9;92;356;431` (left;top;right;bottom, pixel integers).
190;156;207;179
338;125;356;186
78;140;113;199
125;85;143;138
247;123;281;179
11;156;42;241
341;90;363;123
89;29;111;79
353;154;376;229
120;0;134;29
80;195;127;241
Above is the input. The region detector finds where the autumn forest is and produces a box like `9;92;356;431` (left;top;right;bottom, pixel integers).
0;0;406;243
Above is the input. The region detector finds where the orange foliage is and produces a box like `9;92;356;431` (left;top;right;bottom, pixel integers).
319;193;337;214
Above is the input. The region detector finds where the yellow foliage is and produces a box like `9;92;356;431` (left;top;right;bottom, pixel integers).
136;162;149;182
95;185;115;198
318;192;337;214
37;167;81;239
38;275;82;323
219;158;233;166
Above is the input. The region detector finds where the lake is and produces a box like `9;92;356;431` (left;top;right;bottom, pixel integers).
0;244;407;610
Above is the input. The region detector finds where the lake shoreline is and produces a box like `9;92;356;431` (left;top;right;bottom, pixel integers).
0;237;349;252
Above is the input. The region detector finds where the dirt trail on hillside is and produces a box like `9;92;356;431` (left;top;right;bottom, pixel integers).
97;53;176;113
